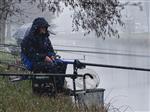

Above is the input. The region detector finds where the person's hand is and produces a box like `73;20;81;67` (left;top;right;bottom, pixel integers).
50;56;55;61
45;56;53;62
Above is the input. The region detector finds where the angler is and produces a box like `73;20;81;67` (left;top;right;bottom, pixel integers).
21;17;67;94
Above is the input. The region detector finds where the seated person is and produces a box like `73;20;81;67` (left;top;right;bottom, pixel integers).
21;17;67;93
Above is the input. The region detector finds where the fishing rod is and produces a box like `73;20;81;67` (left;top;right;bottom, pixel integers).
64;60;150;72
57;49;150;58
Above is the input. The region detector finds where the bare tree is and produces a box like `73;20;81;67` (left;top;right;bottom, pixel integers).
0;0;24;43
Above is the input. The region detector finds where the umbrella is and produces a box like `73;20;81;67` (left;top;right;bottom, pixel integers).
13;23;32;40
13;23;56;45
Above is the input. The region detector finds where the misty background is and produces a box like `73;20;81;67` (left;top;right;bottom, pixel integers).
1;0;150;111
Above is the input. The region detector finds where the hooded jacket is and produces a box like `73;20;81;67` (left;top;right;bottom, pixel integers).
21;17;55;70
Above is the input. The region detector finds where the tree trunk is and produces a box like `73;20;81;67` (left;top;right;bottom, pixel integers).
0;0;6;44
0;19;6;44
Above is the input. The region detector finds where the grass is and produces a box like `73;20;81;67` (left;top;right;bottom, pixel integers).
0;51;18;63
0;77;107;112
0;63;107;112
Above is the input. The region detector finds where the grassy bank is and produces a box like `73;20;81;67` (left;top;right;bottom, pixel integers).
0;77;106;112
0;63;107;112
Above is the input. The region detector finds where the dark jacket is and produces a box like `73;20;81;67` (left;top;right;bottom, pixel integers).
21;17;55;70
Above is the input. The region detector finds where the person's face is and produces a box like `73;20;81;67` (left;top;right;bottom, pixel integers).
39;27;47;34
